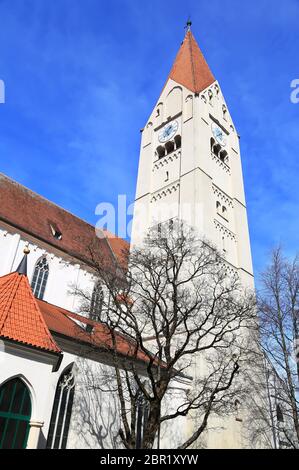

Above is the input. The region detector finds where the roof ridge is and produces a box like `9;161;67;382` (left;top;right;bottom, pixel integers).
187;32;197;94
0;271;61;353
0;273;21;332
0;172;129;267
0;172;102;233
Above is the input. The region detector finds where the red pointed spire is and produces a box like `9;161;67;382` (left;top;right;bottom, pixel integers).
167;30;215;94
0;271;61;354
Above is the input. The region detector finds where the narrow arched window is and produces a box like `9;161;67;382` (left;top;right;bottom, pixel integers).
219;150;228;163
276;404;284;423
46;366;75;449
90;282;104;321
156;145;165;159
31;257;49;300
0;378;32;449
174;134;181;150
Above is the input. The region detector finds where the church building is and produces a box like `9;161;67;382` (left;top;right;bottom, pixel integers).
0;27;259;449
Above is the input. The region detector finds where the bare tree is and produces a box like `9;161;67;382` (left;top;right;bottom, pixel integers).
74;221;257;449
257;247;299;448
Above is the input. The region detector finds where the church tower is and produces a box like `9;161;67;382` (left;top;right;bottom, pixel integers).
131;26;254;288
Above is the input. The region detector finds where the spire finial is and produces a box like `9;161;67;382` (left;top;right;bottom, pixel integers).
16;245;30;275
185;17;192;32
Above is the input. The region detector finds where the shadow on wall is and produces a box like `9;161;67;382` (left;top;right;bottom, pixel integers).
37;430;47;449
70;358;121;449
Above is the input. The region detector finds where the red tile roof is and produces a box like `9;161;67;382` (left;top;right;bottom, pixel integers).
37;299;154;364
0;272;61;354
0;268;154;365
0;173;129;267
166;31;215;94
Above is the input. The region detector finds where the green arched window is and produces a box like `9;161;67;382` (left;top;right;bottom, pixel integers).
0;378;32;449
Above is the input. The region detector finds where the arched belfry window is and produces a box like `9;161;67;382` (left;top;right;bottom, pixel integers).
211;137;221;157
174;135;181;150
156;145;165;159
31;256;49;300
90;282;104;321
46;366;75;449
0;378;32;449
165;140;175;155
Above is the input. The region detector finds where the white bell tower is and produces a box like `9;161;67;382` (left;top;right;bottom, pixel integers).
131;26;254;287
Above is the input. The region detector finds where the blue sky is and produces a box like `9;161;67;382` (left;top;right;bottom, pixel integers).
0;0;298;277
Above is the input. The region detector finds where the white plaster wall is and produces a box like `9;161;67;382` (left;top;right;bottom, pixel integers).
0;342;75;448
0;342;124;450
131;77;254;280
0;224;96;313
131;75;257;449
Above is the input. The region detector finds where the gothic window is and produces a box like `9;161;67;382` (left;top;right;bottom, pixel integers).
0;378;32;449
216;201;221;213
174;134;181;150
208;89;213;104
46;366;75;449
165;140;175;155
31;256;49;300
90;282;104;321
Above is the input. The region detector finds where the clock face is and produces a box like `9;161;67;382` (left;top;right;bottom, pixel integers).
211;122;227;147
158;120;179;143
